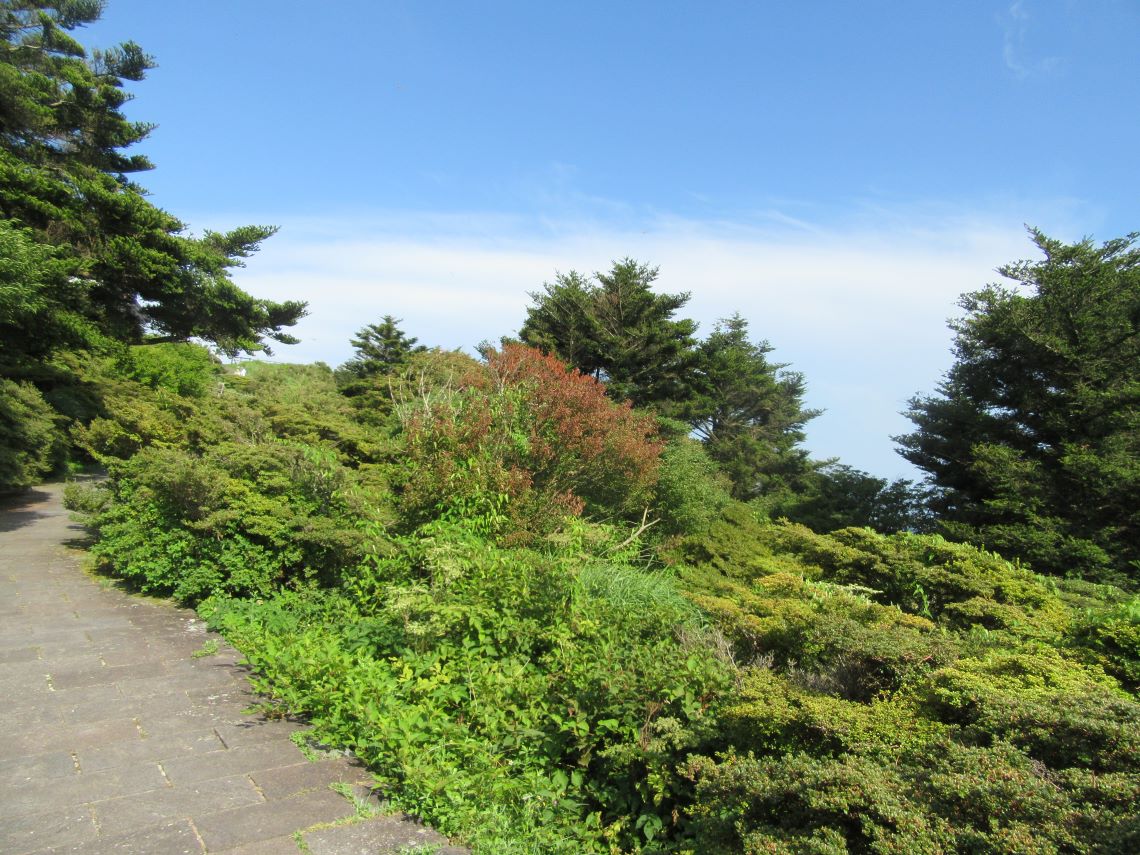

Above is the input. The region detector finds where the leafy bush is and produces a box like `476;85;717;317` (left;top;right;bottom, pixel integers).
0;377;64;489
666;501;809;580
122;343;219;397
682;694;1138;854
397;344;663;538
912;648;1140;772
653;437;732;536
1070;596;1140;690
78;439;374;602
684;568;949;701
765;523;1072;638
68;360;389;603
207;520;732;853
682;749;954;855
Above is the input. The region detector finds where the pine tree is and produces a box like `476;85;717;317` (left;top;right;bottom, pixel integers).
520;259;699;409
0;0;305;357
686;314;818;500
897;229;1140;583
341;315;426;379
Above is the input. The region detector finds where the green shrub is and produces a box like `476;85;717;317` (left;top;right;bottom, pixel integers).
667;501;810;580
912;648;1140;772
680;729;1135;854
208;521;732;853
766;523;1072;639
1070;596;1140;690
123;343;219;397
908;738;1083;853
72;385;195;461
0;378;64;489
717;667;946;759
79;435;374;603
681;749;953;855
684;569;949;702
653;437;732;536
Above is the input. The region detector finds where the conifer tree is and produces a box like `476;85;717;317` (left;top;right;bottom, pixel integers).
520;258;699;409
897;229;1140;583
686;314;818;500
341;315;426;378
0;0;305;357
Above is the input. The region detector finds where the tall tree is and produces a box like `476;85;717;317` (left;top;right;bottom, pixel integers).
897;229;1140;583
0;219;90;366
520;259;698;408
0;0;305;357
685;313;818;500
341;315;426;378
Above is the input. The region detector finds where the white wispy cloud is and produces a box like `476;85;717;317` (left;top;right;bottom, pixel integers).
222;202;1078;479
1002;0;1064;79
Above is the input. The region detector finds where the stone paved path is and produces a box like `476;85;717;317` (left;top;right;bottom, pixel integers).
0;483;468;855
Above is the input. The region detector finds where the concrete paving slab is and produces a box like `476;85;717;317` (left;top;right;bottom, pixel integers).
76;728;225;772
5;716;142;758
248;759;368;801
47;659;169;691
0;669;55;697
213;719;306;750
91;775;263;838
210;834;300;854
61;689;198;726
27;653;110;675
183;682;261;709
1;761;167;818
29;818;204;854
193;788;354;851
0;749;78;783
114;669;236;701
1;701;70;731
303;817;453;854
0;806;98;855
135;704;257;738
0;646;49;663
160;741;312;786
90;644;165;668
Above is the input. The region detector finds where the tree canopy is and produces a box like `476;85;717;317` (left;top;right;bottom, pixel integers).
520;259;699;409
0;0;305;357
339;315;426;379
685;313;818;500
897;229;1140;583
521;267;821;503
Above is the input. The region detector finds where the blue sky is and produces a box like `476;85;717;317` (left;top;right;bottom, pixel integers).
83;1;1139;479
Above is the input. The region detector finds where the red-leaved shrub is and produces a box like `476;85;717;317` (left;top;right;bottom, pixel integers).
398;344;662;536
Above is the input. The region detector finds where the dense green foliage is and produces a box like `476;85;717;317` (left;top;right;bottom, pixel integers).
520;260;700;409
0;1;309;490
64;339;1140;852
71;354;386;599
0;375;63;487
0;0;304;361
10;5;1138;851
899;230;1140;584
